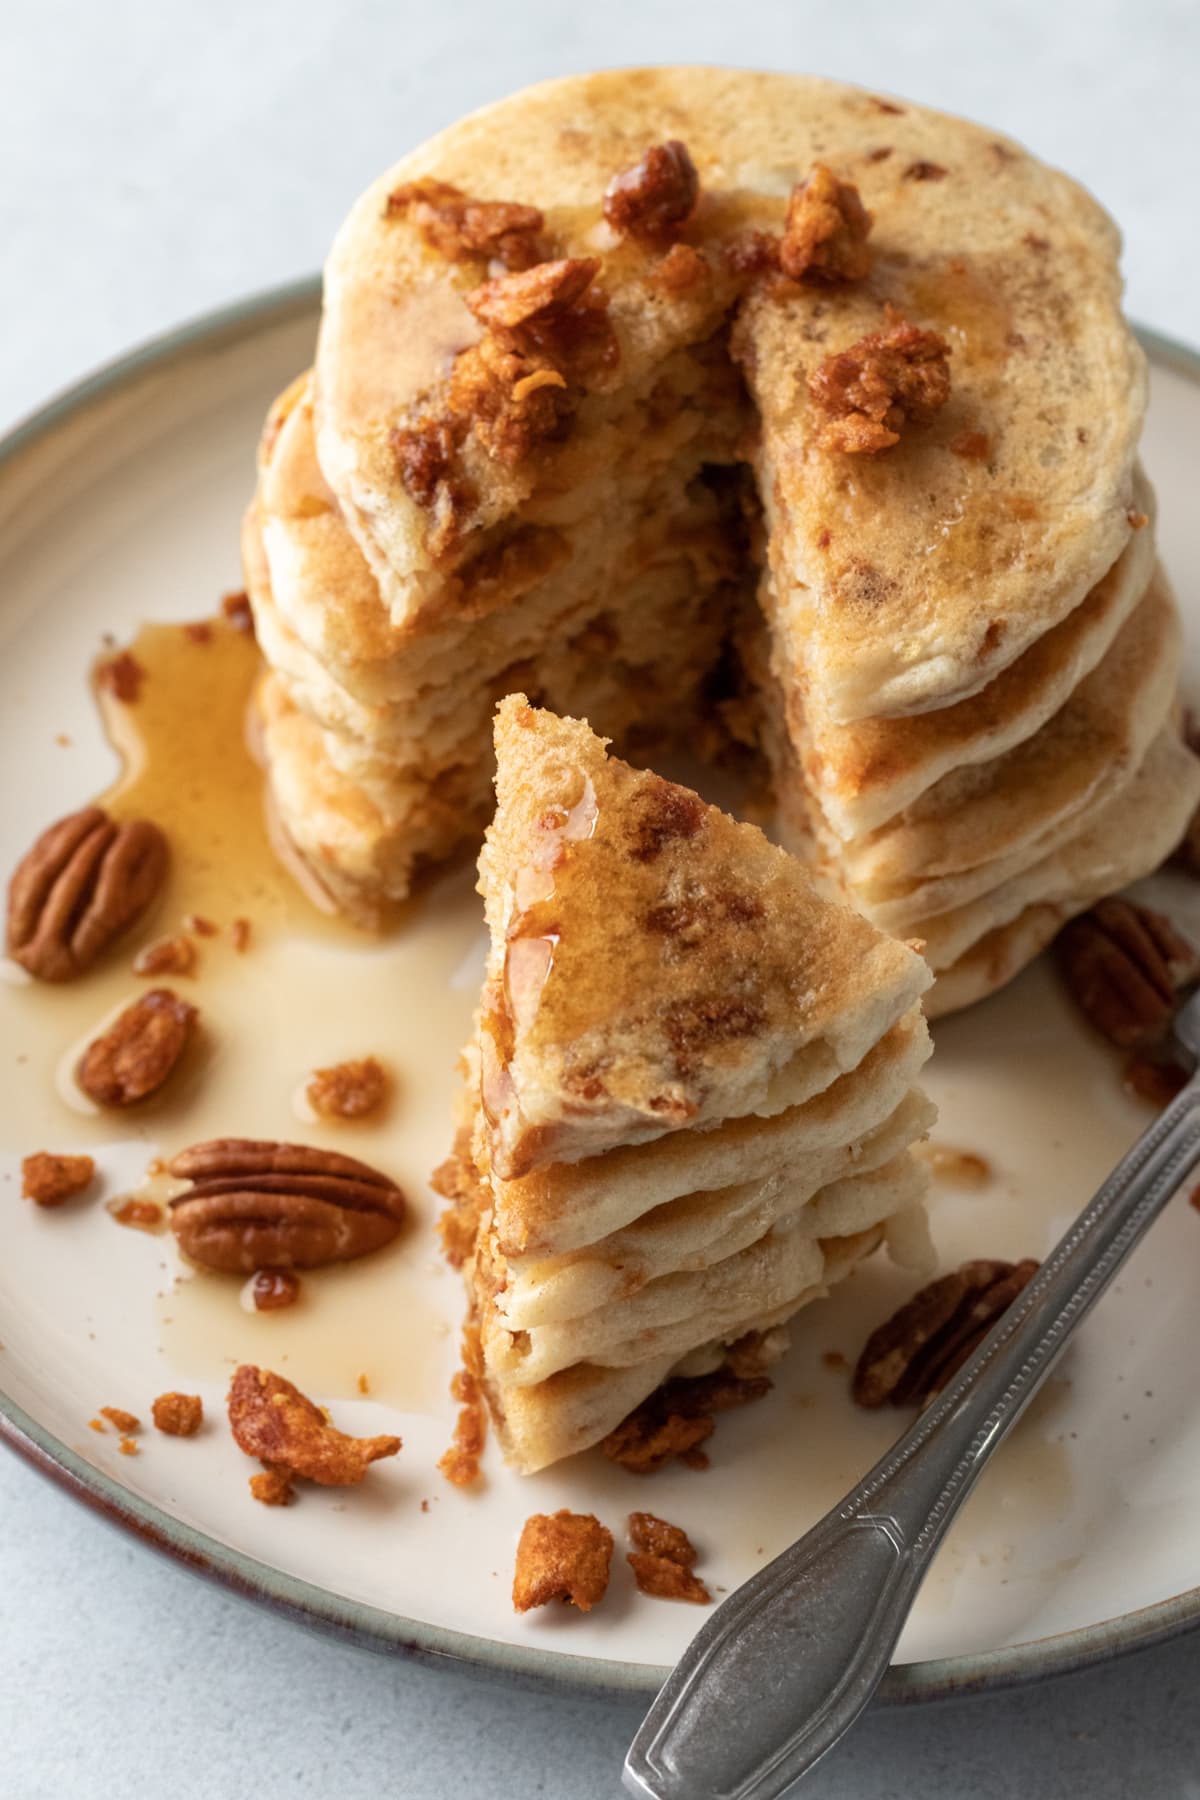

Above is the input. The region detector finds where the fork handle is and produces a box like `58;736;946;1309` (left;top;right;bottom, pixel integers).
624;1074;1200;1800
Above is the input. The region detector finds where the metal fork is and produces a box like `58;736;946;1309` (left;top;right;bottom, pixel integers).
624;990;1200;1800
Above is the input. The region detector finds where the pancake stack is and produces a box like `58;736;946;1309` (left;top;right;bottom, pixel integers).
244;67;1199;1008
438;698;934;1473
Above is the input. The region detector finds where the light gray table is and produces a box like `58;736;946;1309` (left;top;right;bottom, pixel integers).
3;3;1198;1794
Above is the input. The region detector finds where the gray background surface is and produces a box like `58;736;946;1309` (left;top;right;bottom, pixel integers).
2;2;1198;1795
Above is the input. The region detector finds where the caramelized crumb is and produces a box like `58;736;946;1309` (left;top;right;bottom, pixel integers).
1127;508;1149;530
21;1151;95;1207
603;140;699;239
822;1350;849;1372
152;1392;203;1436
88;1417;105;1434
722;229;781;276
101;1406;140;1434
356;1373;370;1396
952;429;991;460
107;1197;164;1231
653;242;709;293
118;1437;139;1457
809;307;951;453
903;160;948;181
97;650;145;703
230;917;252;952
627;1512;711;1604
133;934;197;978
250;1466;296;1506
183;914;218;937
438;1321;487;1487
221;590;255;634
781;165;873;284
228;1365;400;1490
183;621;213;645
512;1510;613;1613
432;1136;487;1268
306;1056;390;1121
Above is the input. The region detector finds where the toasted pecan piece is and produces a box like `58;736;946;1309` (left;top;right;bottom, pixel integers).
627;1511;711;1604
385;178;546;269
132;933;197;978
228;1365;400;1493
853;1259;1039;1408
77;988;197;1107
1055;899;1200;1049
809;307;951;453
168;1138;405;1273
21;1151;95;1207
7;806;168;982
151;1392;203;1437
603;141;699;239
512;1510;613;1613
781;164;873;283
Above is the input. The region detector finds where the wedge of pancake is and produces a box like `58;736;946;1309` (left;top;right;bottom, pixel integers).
437;698;934;1472
244;67;1192;1013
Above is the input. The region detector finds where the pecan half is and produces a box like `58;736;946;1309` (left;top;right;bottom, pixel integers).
808;307;951;453
228;1365;400;1493
603;140;699;239
7;806;168;981
1055;899;1200;1049
853;1258;1039;1408
168;1138;405;1272
77;988;197;1106
466;257;599;333
781;164;873;284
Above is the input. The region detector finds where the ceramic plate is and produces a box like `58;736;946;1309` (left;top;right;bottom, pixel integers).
2;285;1199;1700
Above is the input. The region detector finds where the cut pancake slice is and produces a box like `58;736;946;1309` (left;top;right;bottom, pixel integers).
441;698;934;1473
478;696;930;1179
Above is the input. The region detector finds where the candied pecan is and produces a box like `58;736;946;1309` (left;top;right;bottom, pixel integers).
307;1055;390;1121
7;806;168;982
1055;899;1200;1049
77;988;197;1107
627;1512;710;1604
808;308;952;453
603;140;699;239
152;1392;203;1437
391;417;466;510
133;933;196;977
853;1259;1039;1408
385;179;545;269
602;1365;771;1474
466;257;599;332
168;1138;405;1272
446;333;574;468
21;1151;95;1207
512;1510;613;1613
228;1365;400;1489
780;165;873;284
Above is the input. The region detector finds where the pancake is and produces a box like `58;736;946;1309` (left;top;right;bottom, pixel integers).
477;696;929;1177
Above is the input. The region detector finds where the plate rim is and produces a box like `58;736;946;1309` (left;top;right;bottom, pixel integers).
1;278;1198;1704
